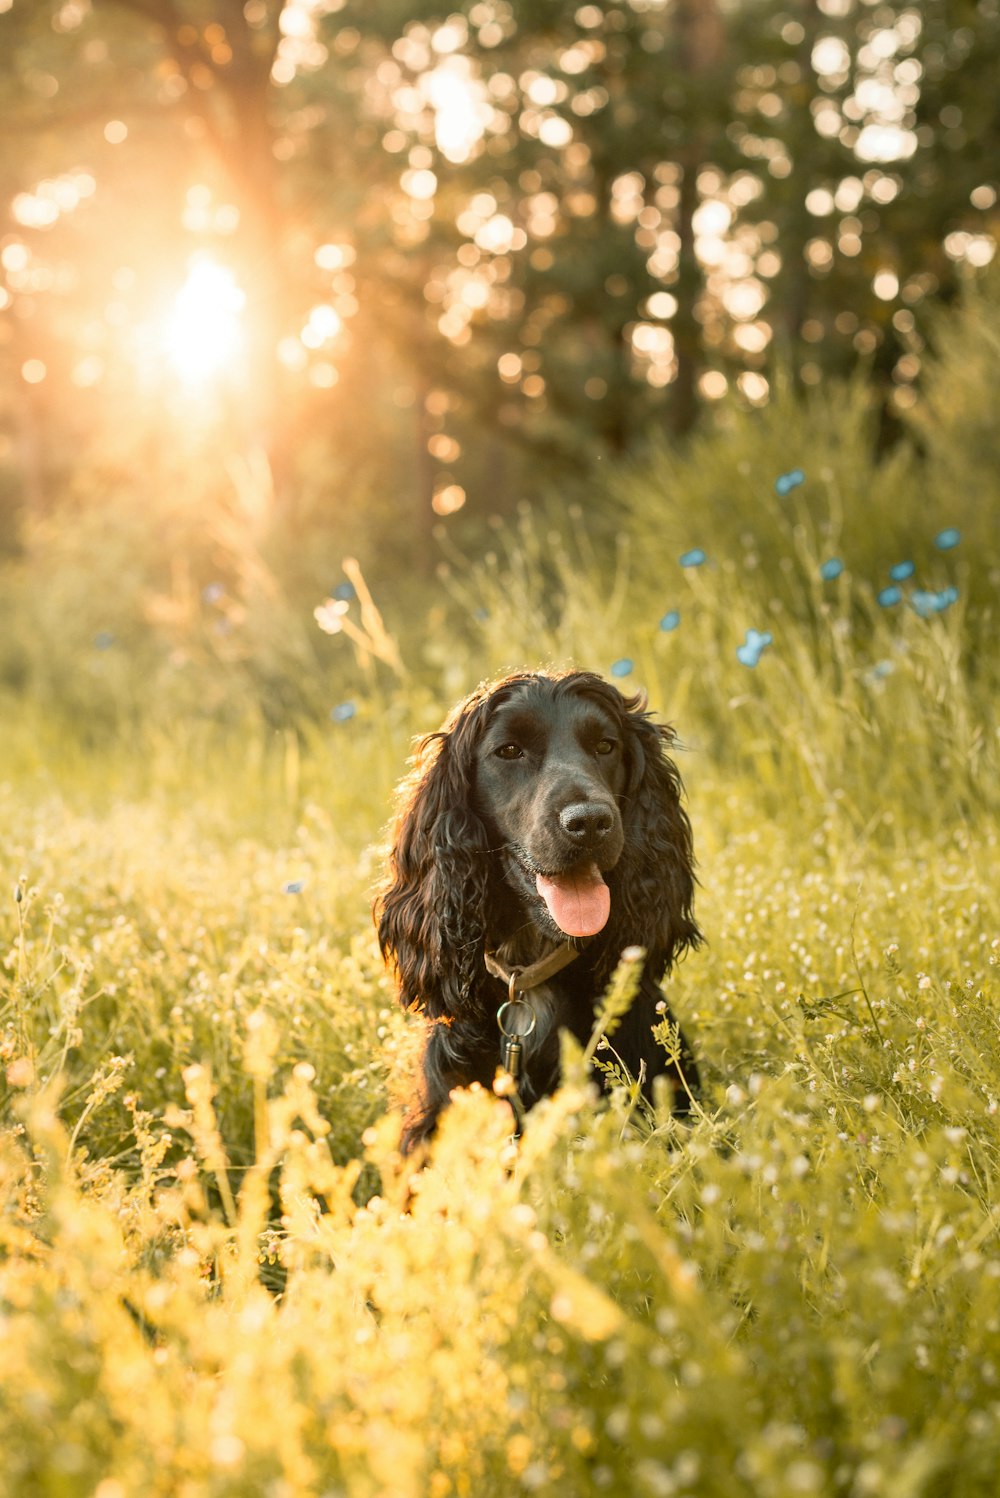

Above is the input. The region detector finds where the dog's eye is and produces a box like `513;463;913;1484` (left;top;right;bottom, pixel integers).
595;737;617;756
495;743;524;760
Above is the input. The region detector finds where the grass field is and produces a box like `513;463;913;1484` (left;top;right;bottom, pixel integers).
2;366;1000;1495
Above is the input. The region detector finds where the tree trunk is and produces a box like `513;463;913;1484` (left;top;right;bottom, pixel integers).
670;0;725;435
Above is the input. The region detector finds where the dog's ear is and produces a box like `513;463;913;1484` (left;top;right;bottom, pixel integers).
612;704;701;978
376;724;491;1019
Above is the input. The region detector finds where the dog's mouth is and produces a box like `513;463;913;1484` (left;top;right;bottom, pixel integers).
510;851;611;938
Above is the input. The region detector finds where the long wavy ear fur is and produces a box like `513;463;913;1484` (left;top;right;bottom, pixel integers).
606;693;702;982
375;723;491;1019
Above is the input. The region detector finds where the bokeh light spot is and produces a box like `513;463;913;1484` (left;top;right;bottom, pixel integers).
432;484;466;515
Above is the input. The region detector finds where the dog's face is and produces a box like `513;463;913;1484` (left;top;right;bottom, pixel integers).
471;678;630;940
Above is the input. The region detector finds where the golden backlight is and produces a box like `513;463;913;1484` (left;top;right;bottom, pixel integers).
163;256;246;385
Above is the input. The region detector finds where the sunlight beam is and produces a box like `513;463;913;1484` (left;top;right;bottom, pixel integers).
164;257;246;385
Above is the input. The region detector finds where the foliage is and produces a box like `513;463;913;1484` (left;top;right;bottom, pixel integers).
1;0;998;543
2;305;1000;1491
2;277;998;830
2;793;999;1495
902;264;1000;555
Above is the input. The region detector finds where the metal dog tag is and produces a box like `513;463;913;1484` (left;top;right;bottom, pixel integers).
502;1034;522;1080
497;997;536;1082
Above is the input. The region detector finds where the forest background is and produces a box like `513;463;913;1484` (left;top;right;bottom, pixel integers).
2;3;1000;1496
2;0;997;578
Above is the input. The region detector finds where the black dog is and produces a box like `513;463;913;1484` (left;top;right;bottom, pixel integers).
376;670;701;1149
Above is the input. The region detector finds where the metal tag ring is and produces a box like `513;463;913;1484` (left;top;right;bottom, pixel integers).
497;998;536;1040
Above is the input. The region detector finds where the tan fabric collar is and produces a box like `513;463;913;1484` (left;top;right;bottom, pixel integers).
483;941;581;1003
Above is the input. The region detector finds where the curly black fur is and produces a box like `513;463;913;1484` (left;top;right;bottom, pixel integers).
376;671;702;1149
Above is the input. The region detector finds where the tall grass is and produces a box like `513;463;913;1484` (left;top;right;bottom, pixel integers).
436;488;993;833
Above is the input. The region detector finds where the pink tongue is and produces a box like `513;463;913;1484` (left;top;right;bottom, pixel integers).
535;863;610;937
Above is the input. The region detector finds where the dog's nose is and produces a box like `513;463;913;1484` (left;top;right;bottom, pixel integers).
559;802;615;842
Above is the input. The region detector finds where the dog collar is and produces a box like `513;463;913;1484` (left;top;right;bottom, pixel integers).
483;941;581;1003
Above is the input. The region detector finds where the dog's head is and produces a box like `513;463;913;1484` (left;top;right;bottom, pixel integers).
376;671;701;1016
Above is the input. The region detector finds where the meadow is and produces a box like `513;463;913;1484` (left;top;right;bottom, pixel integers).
2;291;1000;1497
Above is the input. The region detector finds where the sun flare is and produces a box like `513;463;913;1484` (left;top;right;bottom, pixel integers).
164;257;246;385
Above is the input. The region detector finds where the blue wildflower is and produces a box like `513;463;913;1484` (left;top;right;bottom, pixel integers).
911;586;959;617
889;560;915;582
820;558;844;581
333;582;356;601
659;609;681;632
679;548;706;567
736;628;773;667
775;469;805;496
877;586;902;608
283;880;305;895
934;528;960;550
330;701;357;722
610;658;633;678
